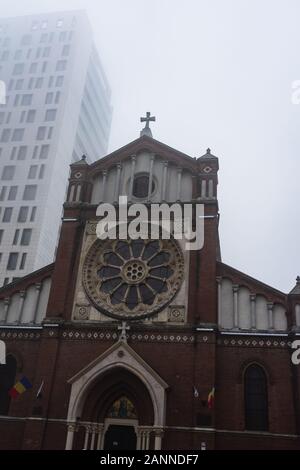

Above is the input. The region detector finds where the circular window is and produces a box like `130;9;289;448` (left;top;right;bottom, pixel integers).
132;174;155;199
82;237;184;320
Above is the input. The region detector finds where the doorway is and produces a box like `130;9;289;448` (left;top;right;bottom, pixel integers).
104;424;137;450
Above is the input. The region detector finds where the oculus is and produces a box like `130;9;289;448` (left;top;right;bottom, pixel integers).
82;237;184;320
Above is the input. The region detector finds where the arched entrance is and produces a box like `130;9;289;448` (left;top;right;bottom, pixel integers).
66;341;168;450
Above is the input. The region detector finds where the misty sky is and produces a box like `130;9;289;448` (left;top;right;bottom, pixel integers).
1;0;299;292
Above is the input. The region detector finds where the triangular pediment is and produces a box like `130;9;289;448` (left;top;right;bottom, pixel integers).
89;134;197;176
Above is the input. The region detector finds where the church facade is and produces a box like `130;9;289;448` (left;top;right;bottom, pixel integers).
0;123;300;450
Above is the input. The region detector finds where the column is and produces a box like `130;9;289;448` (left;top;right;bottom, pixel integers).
233;285;239;329
96;424;104;450
176;167;182;201
201;179;207;198
128;155;136;202
136;428;142;450
250;294;257;329
33;282;42;323
162;161;168;201
114;163;122;203
147;154;155;201
101;170;107;201
154;428;164;450
4;297;10;323
83;424;91;450
216;277;222;326
90;424;97;450
17;290;26;323
65;423;77;450
267;302;274;330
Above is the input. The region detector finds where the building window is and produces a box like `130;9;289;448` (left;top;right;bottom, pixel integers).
0;186;7;201
14;50;22;60
26;110;36;123
48;128;53;139
1;129;11;143
59;31;67;42
45;109;57;121
45;92;53;104
36;126;46;140
29;62;38;74
23;185;37;201
21;94;33;106
13;229;20;245
17;146;27;160
28;165;38;179
13;63;24;75
21;229;32;246
14;95;20;106
32;146;38;159
1;50;9;61
0;112;4;125
27;49;32;59
28;77;34;89
1;166;15;181
39;145;49;159
19;110;26;123
12;129;24;142
0;355;17;415
244;364;268;431
0;230;4;244
15;79;24;90
41;21;48;30
39;164;45;179
35;77;43;89
10;147;16;161
20;253;27;270
56;60;67;72
55;91;60;104
18;206;29;223
30;206;37;222
8;186;17;201
55;75;64;87
42;61;47;73
43;47;50;58
62;44;70;56
48;76;54;87
56;19;64;28
5;112;11;125
2;207;13;223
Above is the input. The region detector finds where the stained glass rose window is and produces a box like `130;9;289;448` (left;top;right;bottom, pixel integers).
82;238;184;320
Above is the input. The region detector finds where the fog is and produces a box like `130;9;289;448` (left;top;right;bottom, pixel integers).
1;0;299;292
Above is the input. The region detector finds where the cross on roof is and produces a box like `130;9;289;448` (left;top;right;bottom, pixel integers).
140;111;156;128
118;321;130;343
140;112;156;137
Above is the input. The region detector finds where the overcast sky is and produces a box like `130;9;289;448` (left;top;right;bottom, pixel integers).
1;0;299;292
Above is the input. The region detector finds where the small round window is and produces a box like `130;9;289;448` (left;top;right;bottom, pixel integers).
132;174;155;199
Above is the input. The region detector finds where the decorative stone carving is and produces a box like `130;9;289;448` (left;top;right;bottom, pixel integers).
74;305;90;320
86;221;97;235
168;305;185;322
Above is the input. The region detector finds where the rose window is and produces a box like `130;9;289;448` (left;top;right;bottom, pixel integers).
82;238;184;320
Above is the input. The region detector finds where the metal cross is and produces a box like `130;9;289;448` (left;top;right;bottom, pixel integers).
118;321;130;342
140;111;156;128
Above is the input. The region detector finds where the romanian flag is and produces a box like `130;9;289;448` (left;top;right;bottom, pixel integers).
9;376;32;399
207;387;215;409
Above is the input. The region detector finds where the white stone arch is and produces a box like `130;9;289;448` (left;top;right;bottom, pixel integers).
65;341;168;449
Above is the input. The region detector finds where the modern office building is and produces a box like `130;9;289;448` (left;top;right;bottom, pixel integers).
0;11;112;286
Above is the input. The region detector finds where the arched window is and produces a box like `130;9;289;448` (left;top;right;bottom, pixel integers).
244;364;268;431
0;355;17;415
